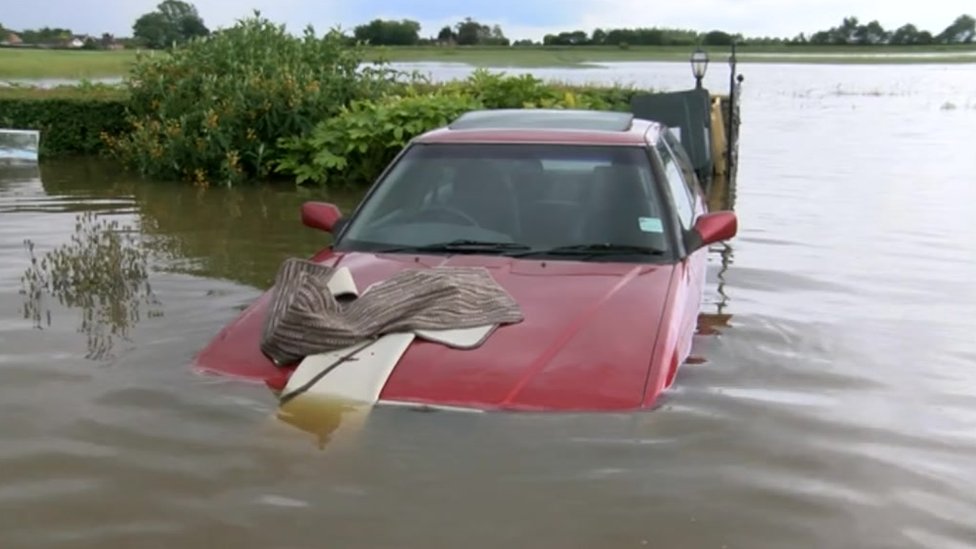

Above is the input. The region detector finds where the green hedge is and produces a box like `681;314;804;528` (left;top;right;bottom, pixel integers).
0;86;128;157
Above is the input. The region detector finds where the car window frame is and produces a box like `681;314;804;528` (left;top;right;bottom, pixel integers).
662;128;705;201
333;141;680;263
656;139;697;230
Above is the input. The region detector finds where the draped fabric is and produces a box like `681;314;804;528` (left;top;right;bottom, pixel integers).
260;258;523;365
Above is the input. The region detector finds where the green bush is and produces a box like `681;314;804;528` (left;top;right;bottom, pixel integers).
442;69;635;110
275;70;641;187
276;91;483;186
0;84;128;156
107;11;403;186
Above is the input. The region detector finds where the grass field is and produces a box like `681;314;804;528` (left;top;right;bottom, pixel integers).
0;48;140;79
2;44;975;80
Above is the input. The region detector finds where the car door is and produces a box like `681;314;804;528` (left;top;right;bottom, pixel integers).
656;136;707;363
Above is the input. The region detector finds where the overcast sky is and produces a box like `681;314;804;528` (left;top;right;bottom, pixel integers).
2;0;972;40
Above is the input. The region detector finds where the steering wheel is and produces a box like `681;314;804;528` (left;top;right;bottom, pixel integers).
409;204;481;227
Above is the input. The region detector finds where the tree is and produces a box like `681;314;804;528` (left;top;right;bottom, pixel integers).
591;28;607;45
437;25;455;43
133;0;209;49
353;19;421;45
808;30;830;45
703;30;733;46
488;24;509;45
937;14;975;43
828;16;860;44
854;20;889;45
448;18;509;46
889;24;920;45
543;30;589;45
19;27;73;44
454;18;482;45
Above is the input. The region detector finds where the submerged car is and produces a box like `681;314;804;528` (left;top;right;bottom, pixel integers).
194;109;737;412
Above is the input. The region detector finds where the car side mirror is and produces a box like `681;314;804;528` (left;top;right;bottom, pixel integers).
301;201;342;233
690;211;737;250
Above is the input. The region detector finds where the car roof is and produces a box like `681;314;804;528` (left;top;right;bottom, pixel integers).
414;109;664;147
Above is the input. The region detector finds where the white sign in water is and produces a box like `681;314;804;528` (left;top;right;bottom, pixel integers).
0;129;40;162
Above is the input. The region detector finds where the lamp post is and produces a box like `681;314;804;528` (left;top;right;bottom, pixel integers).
690;47;709;89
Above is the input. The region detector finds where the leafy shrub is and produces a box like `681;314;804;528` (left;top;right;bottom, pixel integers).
275;70;642;187
0;84;128;156
447;69;554;108
107;12;402;186
276;92;483;186
442;68;636;110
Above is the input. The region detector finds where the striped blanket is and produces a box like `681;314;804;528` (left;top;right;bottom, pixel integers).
260;258;524;365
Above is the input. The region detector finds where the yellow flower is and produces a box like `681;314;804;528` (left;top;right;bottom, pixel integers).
193;168;209;188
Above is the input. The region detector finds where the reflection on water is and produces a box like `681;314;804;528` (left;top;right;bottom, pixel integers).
698;171;736;337
20;212;161;360
37;159;366;289
275;395;371;450
699;241;734;337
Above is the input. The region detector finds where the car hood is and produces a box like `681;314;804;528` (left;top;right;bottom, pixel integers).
194;251;676;411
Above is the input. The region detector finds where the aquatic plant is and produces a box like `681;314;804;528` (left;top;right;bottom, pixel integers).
20;212;162;360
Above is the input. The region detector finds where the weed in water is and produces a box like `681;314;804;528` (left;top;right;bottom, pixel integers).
20;212;163;360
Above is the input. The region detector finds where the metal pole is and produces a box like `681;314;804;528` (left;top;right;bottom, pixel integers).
726;42;737;181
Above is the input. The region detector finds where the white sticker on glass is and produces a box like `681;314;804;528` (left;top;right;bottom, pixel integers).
638;217;663;233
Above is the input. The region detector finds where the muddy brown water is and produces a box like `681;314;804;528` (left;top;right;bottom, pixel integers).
2;63;975;548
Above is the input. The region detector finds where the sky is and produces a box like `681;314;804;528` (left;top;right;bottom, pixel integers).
2;0;973;41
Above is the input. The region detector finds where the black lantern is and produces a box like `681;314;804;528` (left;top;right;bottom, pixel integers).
690;47;709;89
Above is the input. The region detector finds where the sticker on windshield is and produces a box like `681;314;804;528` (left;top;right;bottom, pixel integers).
638;217;663;233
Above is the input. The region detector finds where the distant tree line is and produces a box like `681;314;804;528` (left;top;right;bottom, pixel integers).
352;17;510;46
346;13;974;47
538;15;975;47
800;15;975;45
0;23;137;50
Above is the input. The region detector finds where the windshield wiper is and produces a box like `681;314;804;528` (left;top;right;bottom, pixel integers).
376;239;532;254
514;243;667;258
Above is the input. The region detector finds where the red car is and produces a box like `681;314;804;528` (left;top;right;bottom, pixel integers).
194;109;737;412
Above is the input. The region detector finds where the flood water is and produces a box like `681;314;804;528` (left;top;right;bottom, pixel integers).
2;62;976;548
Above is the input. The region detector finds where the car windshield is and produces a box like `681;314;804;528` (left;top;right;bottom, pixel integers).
335;143;672;260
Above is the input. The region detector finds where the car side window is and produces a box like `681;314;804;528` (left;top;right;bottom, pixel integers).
657;141;694;230
663;130;703;195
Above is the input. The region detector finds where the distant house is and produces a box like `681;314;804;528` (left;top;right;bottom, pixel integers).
1;32;23;46
100;34;125;50
66;36;86;48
